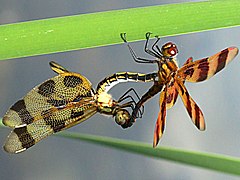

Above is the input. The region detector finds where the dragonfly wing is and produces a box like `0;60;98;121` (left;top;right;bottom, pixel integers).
178;47;238;82
4;106;97;154
3;68;96;153
175;78;205;130
4;120;54;154
3;72;93;128
153;86;167;147
49;61;70;74
166;81;178;109
166;57;193;109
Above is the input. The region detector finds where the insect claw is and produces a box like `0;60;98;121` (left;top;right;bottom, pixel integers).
120;32;127;42
145;32;152;39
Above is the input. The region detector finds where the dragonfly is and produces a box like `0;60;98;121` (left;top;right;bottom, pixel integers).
3;61;157;153
121;32;239;147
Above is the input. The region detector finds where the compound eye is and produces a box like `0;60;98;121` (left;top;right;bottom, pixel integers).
115;109;130;126
168;46;178;56
162;42;178;57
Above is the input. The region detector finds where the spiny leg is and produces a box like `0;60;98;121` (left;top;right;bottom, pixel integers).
144;32;161;58
144;32;162;57
122;83;163;128
120;33;158;64
118;88;144;118
115;88;145;127
151;35;162;57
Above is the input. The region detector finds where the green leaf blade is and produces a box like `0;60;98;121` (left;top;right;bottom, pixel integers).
1;121;240;176
56;131;240;176
0;0;239;60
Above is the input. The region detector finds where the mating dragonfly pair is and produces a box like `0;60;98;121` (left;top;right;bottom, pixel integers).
3;33;238;153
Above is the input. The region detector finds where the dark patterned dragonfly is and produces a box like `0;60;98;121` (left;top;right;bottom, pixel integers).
121;32;238;147
3;61;157;153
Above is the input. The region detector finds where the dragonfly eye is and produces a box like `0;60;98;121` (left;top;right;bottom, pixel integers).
115;109;130;125
161;42;178;58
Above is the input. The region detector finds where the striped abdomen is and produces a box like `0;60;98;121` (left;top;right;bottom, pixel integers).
96;72;157;95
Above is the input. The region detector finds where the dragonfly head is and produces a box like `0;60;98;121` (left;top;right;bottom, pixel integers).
115;109;130;126
161;42;178;58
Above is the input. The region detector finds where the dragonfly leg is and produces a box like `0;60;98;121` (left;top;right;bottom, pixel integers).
120;33;158;64
121;84;163;128
144;32;162;58
117;88;144;119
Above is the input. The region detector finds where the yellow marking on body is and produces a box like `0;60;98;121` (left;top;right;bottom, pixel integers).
97;92;113;107
162;64;168;70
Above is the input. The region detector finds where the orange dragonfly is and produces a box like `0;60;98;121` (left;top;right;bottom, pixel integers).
3;61;156;153
121;32;239;147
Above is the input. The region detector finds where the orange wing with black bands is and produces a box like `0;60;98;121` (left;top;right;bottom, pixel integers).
178;47;238;82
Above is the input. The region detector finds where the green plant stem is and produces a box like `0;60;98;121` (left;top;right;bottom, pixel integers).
0;0;239;60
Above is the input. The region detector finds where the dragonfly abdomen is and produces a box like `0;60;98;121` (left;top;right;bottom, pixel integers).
96;72;157;94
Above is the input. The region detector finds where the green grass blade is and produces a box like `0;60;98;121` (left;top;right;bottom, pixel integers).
0;0;239;60
56;131;240;176
1;121;240;176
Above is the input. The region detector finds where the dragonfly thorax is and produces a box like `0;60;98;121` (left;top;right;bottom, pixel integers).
157;58;178;84
154;42;179;84
96;92;114;114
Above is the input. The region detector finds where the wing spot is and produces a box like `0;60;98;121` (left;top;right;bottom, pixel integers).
70;110;84;119
194;104;200;129
38;79;55;97
10;99;34;124
14;126;35;149
185;91;192;119
41;110;65;132
47;99;66;107
197;58;209;81
63;75;83;88
184;68;194;77
216;48;229;73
